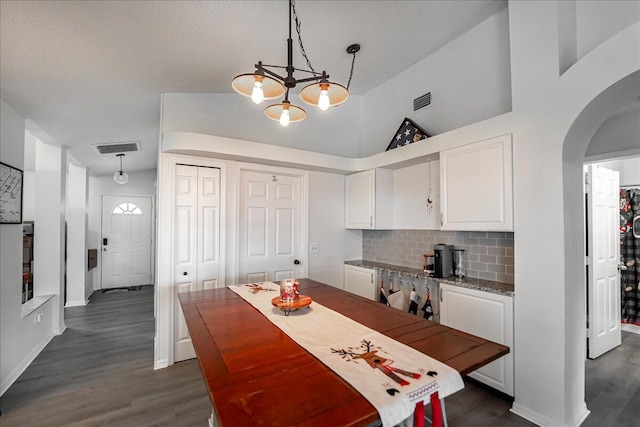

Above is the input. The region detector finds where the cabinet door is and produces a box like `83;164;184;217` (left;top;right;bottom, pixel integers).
440;283;514;396
344;265;377;301
440;134;513;231
345;170;375;229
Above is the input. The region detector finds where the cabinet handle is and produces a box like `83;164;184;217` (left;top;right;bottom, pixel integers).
440;212;443;227
370;216;373;227
440;287;443;302
371;274;373;283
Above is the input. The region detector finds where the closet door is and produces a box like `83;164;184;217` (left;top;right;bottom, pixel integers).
174;164;221;362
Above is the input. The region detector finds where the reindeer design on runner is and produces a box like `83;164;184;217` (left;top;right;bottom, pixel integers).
331;340;421;386
244;283;276;294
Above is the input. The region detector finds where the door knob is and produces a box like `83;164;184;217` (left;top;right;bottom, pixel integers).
183;272;188;276
294;259;300;265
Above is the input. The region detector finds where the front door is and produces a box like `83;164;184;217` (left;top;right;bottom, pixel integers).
586;165;621;358
101;195;152;289
238;169;305;284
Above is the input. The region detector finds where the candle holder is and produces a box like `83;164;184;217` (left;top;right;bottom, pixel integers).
279;279;300;302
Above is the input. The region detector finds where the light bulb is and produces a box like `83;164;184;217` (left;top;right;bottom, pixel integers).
279;107;290;127
114;171;129;185
251;80;264;104
318;83;330;111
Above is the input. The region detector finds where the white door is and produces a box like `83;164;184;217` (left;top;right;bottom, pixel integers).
587;165;621;359
101;196;152;289
239;170;304;284
174;165;221;362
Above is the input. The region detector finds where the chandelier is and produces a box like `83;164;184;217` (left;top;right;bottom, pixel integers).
231;0;359;126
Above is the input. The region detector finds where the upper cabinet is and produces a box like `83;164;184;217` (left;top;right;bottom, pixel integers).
440;134;513;231
345;168;393;229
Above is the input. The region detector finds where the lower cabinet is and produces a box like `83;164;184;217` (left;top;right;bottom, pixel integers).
439;283;514;396
344;265;377;301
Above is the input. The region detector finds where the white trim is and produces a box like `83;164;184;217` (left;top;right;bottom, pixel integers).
0;332;54;396
64;299;88;308
510;402;590;427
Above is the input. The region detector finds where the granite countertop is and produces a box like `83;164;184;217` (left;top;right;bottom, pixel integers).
344;260;514;297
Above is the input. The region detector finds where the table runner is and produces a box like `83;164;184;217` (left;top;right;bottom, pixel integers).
228;283;464;427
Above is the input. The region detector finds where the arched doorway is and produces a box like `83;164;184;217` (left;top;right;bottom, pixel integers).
562;70;640;421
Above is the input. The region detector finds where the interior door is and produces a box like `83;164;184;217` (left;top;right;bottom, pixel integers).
238;170;304;284
101;195;152;289
174;165;221;362
587;165;621;359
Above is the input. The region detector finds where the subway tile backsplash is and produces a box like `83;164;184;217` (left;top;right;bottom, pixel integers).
362;230;514;284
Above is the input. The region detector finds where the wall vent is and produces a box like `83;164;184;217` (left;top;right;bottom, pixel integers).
93;141;140;155
413;92;432;111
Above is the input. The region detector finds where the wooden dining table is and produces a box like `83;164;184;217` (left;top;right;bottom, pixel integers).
179;278;509;427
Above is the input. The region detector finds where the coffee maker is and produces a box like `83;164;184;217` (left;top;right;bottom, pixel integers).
434;244;454;278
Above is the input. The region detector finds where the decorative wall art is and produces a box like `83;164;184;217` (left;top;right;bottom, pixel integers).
0;162;24;224
385;118;431;151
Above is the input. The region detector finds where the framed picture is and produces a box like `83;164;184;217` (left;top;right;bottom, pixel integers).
385;118;431;151
0;161;24;224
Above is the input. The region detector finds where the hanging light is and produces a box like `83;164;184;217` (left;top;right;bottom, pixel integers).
113;154;129;185
231;0;359;125
264;98;306;127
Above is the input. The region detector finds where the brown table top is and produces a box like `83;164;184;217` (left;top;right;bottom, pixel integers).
179;278;509;427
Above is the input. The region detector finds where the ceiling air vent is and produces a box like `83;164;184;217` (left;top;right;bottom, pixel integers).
93;141;140;155
413;92;432;111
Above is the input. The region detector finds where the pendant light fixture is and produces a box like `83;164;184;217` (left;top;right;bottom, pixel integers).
113;153;129;185
231;0;359;126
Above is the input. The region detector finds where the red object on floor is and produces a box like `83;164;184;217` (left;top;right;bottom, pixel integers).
413;392;442;427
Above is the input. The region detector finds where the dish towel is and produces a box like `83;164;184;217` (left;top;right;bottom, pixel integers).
228;283;464;427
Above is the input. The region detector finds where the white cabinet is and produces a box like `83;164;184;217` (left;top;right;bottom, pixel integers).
344;264;377;301
440;134;513;231
439;283;514;396
345;169;393;229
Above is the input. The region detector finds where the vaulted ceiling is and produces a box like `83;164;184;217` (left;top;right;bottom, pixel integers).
1;0;507;175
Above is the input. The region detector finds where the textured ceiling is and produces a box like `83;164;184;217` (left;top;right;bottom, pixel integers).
0;0;507;175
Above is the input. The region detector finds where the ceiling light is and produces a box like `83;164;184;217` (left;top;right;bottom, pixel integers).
231;0;359;125
113;154;129;185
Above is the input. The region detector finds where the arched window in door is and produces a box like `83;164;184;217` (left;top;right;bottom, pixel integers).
112;202;143;215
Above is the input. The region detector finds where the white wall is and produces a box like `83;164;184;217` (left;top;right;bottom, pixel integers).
592;157;640;186
0;99;57;396
308;171;362;288
161;93;365;158
393;158;440;230
66;163;89;306
586;109;640;159
361;8;512;157
576;0;640;61
34;138;67;333
88;170;157;290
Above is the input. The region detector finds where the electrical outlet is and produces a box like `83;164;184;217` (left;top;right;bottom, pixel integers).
35;312;43;324
309;243;319;254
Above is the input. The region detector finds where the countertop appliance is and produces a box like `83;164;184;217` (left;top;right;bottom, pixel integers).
434;244;454;278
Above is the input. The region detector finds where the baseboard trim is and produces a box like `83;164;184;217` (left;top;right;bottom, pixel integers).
154;358;169;370
64;300;88;308
0;332;54;396
511;402;589;427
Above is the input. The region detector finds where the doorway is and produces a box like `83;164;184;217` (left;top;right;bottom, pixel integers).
101;195;152;289
585;164;621;359
238;168;306;283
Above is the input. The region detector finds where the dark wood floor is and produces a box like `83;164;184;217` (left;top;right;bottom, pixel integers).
0;286;637;426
